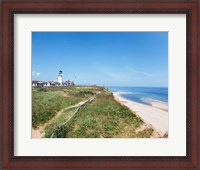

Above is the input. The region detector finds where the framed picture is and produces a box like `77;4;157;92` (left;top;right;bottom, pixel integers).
1;0;199;169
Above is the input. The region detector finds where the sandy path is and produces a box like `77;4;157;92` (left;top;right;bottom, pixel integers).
32;126;44;138
32;99;92;138
113;92;168;136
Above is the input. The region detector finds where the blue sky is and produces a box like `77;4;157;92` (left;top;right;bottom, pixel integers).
32;32;168;87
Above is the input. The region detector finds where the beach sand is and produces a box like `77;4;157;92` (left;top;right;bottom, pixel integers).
113;92;168;136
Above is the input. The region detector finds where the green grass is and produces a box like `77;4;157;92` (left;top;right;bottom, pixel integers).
32;87;95;128
44;107;76;138
32;86;155;138
48;93;145;138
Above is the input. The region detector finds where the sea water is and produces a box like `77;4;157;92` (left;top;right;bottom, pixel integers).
108;86;168;106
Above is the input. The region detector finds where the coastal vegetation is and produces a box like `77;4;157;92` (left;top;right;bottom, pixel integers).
32;86;156;138
32;86;96;128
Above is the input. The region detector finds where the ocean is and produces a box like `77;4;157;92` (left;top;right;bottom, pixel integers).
108;86;168;106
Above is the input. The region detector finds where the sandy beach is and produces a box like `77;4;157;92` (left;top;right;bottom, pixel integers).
113;92;168;136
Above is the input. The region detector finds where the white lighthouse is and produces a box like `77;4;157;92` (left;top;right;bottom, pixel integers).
58;70;63;85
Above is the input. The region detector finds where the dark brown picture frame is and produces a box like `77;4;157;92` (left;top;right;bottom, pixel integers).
1;0;199;169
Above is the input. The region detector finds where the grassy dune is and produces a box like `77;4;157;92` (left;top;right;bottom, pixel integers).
58;94;145;138
32;86;154;138
32;86;96;128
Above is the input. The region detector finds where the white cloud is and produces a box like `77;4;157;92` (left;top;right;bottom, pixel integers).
143;72;154;77
126;66;154;77
100;67;130;81
32;71;41;77
36;72;40;76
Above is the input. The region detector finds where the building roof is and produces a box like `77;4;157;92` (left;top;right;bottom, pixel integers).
32;80;38;84
50;81;55;84
32;80;72;85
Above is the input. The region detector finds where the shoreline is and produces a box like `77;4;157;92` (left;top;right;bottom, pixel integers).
113;92;168;136
140;98;168;112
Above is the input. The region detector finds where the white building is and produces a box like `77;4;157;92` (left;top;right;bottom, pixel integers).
58;70;63;85
32;70;75;87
